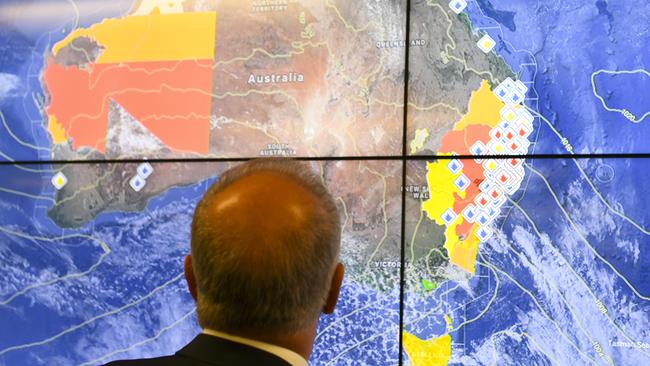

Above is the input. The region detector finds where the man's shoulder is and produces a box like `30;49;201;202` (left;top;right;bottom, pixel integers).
101;334;291;366
103;354;201;366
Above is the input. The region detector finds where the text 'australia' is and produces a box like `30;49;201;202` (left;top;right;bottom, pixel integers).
248;72;305;84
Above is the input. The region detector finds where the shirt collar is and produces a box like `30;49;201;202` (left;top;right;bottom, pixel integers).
203;328;308;366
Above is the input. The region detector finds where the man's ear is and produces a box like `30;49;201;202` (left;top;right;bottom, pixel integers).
184;255;198;301
323;263;344;314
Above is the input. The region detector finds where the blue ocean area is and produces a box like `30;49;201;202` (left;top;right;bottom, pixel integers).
0;158;397;365
0;164;205;363
474;0;516;32
466;0;650;154
464;0;650;295
592;70;650;122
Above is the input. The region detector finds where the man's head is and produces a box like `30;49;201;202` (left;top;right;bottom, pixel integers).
185;158;344;337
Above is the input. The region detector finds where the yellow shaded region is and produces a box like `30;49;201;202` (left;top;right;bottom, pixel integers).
403;332;452;366
444;315;453;331
52;12;216;63
422;159;465;226
133;0;185;15
48;115;67;144
445;223;480;274
423;159;479;273
453;79;504;131
410;128;430;154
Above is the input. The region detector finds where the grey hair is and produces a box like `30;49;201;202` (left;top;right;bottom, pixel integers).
190;158;341;334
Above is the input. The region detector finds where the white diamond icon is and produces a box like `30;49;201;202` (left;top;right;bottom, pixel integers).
462;204;477;223
475;193;491;208
470;141;487;156
514;80;529;94
476;211;492;227
129;176;146;192
479;179;493;193
477;226;493;242
137;162;154;179
449;0;467;14
51;172;68;190
477;34;496;53
447;159;463;174
441;208;458;226
454;174;470;191
518;110;535;127
493;83;509;102
509;90;525;105
499;78;517;92
500;106;519;122
517;124;533;139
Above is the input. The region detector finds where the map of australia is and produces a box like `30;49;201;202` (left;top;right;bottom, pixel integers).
2;0;650;365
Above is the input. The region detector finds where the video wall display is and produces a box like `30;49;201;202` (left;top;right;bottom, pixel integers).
1;0;649;365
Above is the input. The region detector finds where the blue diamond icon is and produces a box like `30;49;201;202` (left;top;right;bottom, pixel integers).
454;174;470;191
449;0;467;13
477;212;492;227
477;227;493;242
462;205;477;223
129;176;146;192
447;159;463;174
137;162;154;179
441;208;457;226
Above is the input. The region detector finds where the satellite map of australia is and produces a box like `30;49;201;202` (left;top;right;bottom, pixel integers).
1;0;650;365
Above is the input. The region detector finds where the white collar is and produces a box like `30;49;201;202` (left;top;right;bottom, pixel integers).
203;328;308;366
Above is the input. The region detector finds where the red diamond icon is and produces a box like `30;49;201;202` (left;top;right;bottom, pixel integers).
489;187;503;200
494;169;514;187
476;193;491;208
510;142;519;151
507;132;514;140
518;125;532;138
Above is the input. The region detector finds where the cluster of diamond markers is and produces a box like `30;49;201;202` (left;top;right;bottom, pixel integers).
129;162;154;192
442;77;533;243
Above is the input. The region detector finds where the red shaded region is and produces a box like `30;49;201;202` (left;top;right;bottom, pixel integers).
439;124;492;155
44;59;214;154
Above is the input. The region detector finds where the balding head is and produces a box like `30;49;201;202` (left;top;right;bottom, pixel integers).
188;159;342;335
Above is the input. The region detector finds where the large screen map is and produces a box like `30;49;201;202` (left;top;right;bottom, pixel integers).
1;0;650;365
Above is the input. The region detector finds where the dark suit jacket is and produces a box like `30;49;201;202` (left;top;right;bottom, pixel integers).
104;334;292;366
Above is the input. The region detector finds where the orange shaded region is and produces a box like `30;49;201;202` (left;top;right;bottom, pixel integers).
439;124;492;240
44;59;213;154
439;124;491;155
